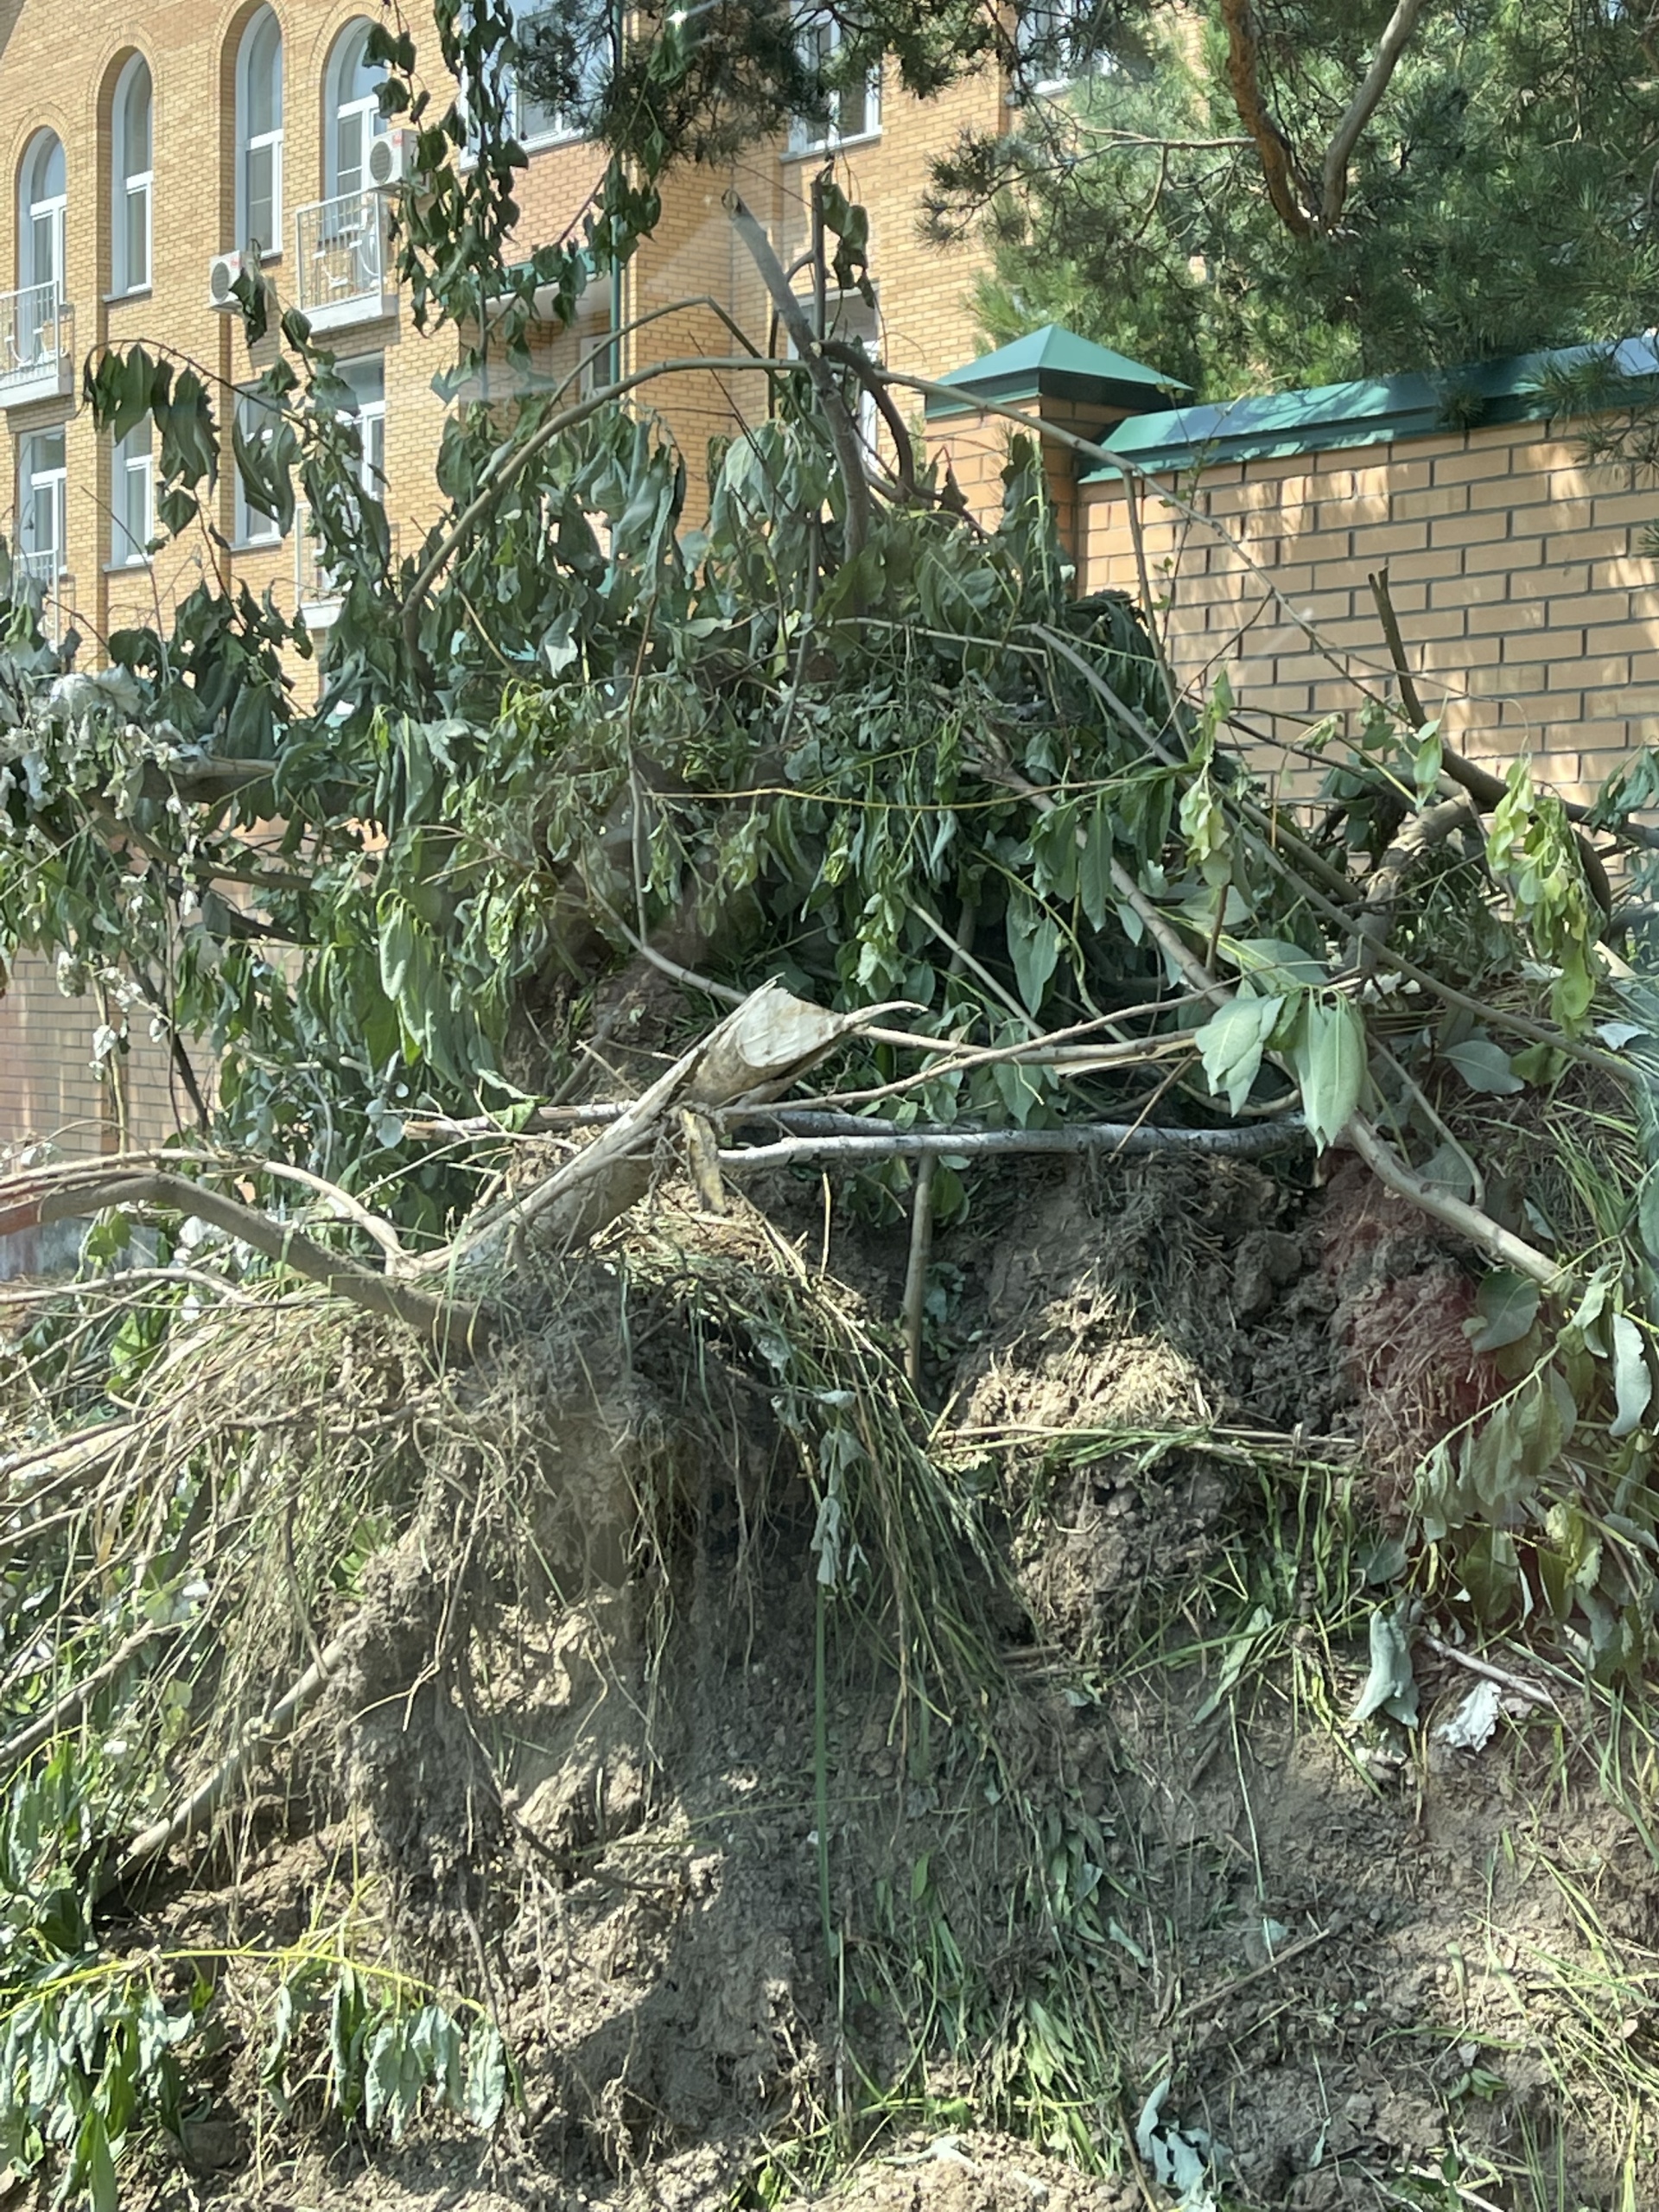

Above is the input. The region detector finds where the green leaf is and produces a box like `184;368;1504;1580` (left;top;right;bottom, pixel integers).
84;2108;118;2212
1194;992;1283;1116
365;2018;401;2132
1442;1036;1524;1096
463;2018;507;2129
1349;1602;1418;1727
1611;1313;1652;1440
1005;893;1060;1014
1078;802;1113;931
1294;995;1365;1150
1222;936;1326;988
1468;1269;1541;1353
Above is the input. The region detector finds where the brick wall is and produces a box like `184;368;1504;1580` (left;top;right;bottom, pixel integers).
1078;423;1659;806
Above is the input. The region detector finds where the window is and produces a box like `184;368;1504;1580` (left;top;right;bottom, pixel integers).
20;131;66;299
234;386;285;545
111;416;153;564
527;302;612;405
111;56;153;293
236;6;283;257
325;20;387;201
338;354;386;500
787;17;880;154
1015;3;1112;96
18;429;67;582
789;288;881;449
508;1;603;148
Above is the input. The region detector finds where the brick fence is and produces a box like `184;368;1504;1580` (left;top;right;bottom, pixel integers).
1080;423;1658;810
930;332;1659;810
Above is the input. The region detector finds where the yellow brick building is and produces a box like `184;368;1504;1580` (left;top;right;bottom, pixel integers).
0;0;1008;652
0;0;1014;1161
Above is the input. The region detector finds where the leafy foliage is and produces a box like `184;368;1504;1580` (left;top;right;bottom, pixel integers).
953;2;1659;394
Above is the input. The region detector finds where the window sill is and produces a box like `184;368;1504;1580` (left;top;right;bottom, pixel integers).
520;126;589;153
104;285;152;306
461;129;590;173
102;559;153;575
781;129;881;161
230;537;284;555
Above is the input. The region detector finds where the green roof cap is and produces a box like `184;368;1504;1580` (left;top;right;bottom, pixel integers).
926;324;1188;418
1080;334;1659;480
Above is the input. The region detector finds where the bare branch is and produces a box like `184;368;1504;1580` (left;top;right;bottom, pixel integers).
1320;0;1431;232
22;1170;483;1355
719;1122;1306;1168
726;193;874;563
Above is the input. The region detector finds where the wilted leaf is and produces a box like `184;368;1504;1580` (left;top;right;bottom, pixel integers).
1611;1313;1653;1440
1349;1602;1418;1727
1432;1680;1502;1755
464;2018;508;2129
1295;995;1365;1149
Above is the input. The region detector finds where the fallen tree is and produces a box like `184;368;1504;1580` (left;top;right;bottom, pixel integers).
5;8;1659;2207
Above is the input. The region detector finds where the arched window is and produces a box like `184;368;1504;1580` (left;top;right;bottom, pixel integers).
112;56;153;294
20;131;66;300
235;6;283;256
324;20;385;203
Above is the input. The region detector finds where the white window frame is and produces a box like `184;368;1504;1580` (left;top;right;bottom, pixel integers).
233;385;284;548
111;55;153;296
1014;3;1113;99
338;353;386;502
786;16;880;157
788;286;881;449
507;0;600;150
19;429;67;578
21;131;66;300
324;19;387;202
235;5;284;260
111;416;153;567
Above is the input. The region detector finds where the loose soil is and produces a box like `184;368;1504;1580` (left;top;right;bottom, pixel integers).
114;1156;1659;2212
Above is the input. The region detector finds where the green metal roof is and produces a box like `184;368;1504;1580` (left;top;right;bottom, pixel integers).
926;324;1188;418
1080;334;1659;480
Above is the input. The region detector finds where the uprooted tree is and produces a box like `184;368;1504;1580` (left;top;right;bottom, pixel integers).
7;0;1659;2202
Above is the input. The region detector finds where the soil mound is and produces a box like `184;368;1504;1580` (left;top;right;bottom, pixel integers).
94;1163;1659;2210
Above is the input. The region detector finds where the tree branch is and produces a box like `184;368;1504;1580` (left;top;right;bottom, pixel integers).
720;1122;1306;1168
1367;569;1618;906
726;193;874;563
1218;0;1312;235
27;1171;482;1355
1319;0;1430;232
397;353;798;677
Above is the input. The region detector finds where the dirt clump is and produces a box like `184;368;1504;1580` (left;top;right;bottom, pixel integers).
118;1170;1659;2212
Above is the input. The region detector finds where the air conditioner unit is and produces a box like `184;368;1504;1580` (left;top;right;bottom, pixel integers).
207;251;244;311
366;130;416;192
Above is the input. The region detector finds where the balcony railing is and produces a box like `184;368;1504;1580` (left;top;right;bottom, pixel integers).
0;283;74;406
12;549;71;642
293;193;397;334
